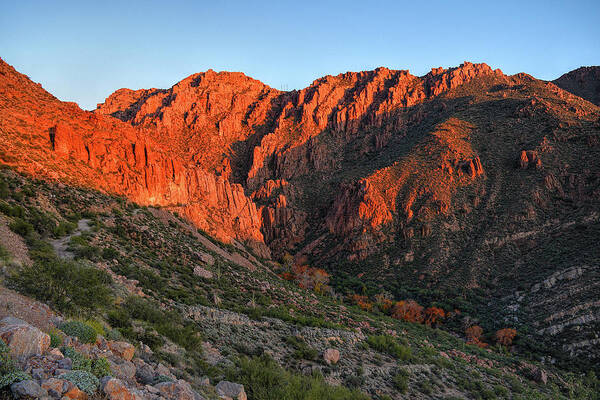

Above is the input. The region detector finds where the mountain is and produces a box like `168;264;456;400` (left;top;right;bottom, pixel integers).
0;57;599;398
554;66;600;106
94;61;600;366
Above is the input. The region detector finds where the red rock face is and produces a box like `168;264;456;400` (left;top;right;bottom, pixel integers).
0;59;268;257
6;57;555;261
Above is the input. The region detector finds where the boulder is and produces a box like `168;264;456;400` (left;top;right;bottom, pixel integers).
134;359;156;384
41;377;68;397
10;379;48;398
323;348;340;365
193;266;214;279
108;358;136;381
215;380;247;400
62;385;88;399
109;341;135;361
154;380;203;400
101;377;139;400
0;317;50;360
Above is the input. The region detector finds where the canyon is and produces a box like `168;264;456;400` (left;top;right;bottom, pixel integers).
1;57;599;369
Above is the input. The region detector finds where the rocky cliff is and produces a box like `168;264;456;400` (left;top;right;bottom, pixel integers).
0;59;268;256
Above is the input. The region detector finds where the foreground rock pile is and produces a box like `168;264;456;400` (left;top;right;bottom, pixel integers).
0;317;246;400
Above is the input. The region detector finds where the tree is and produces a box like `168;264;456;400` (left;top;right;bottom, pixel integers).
423;307;445;327
465;325;488;348
495;328;517;347
392;300;424;323
350;294;373;311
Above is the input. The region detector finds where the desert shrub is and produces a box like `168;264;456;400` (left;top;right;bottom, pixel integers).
27;208;57;236
59;371;99;395
0;341;16;375
91;357;111;378
84;319;106;337
69;235;101;260
62;347;92;372
392;369;409;393
228;354;369;400
101;247;119;260
47;327;64;348
366;335;412;361
9;218;33;237
53;221;77;238
285;336;318;360
154;375;174;384
0;202;25;218
0;178;8;199
0;370;31;389
0;341;30;389
9;255;112;315
59;321;97;343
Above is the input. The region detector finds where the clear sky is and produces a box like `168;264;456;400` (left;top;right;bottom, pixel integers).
1;0;599;110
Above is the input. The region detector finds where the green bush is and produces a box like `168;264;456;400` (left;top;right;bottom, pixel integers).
9;218;33;237
53;221;77;238
392;369;409;393
59;371;99;395
9;255;112;315
60;321;97;344
228;354;369;400
62;347;92;372
91;357;111;378
0;341;30;390
366;335;412;361
285;336;318;360
47;328;63;348
0;370;31;389
0;178;8;199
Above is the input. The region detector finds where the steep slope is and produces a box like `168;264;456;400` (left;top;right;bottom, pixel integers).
1;169;598;399
0;58;268;256
2;58;600;368
96;62;600;367
554;66;600;106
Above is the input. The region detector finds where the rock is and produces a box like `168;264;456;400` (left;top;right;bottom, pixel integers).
0;317;50;360
41;378;68;397
323;348;340;365
193;266;214;279
532;367;548;384
134;359;156;384
48;348;64;358
154;380;201;400
155;363;175;379
215;381;247;400
108;359;136;381
10;379;48;398
518;150;542;169
58;357;73;370
101;377;139;400
109;341;135;361
62;385;88;399
32;367;48;381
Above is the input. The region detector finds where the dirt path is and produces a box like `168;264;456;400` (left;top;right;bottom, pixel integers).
50;218;91;259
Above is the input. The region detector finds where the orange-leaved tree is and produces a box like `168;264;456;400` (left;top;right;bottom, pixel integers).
465;325;488;348
495;328;517;347
392;300;424;323
423;307;446;327
350;294;373;311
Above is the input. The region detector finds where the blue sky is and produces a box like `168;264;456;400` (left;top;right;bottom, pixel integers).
1;0;599;110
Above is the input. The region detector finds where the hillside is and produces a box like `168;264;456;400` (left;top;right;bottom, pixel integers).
554;66;600;106
0;169;598;399
95;61;600;369
0;58;599;398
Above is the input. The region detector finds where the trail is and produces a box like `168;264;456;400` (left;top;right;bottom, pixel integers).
50;218;91;259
